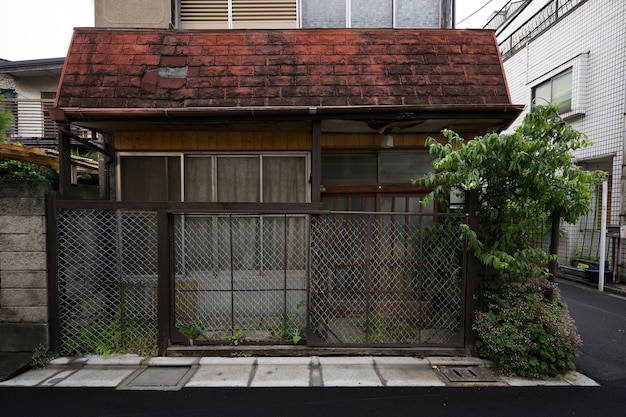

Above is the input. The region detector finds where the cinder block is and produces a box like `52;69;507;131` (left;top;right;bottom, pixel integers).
0;289;48;307
0;252;47;271
0;306;48;323
0;271;47;289
0;323;48;351
0;180;53;199
0;233;46;252
0;197;46;216
0;216;46;235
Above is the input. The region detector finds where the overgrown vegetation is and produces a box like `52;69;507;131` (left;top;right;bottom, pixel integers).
272;300;306;344
474;276;581;378
65;304;158;358
31;343;56;369
415;104;602;378
176;320;206;345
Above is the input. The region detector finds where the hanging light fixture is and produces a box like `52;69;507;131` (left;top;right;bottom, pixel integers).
381;131;393;148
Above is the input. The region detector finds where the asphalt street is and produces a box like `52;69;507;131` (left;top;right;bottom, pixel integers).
1;385;625;417
557;280;626;387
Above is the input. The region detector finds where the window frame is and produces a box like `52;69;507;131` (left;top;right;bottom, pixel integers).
177;0;300;29
116;151;311;203
532;68;573;113
529;53;588;119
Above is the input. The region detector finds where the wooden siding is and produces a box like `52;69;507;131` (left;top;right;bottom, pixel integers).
114;131;432;152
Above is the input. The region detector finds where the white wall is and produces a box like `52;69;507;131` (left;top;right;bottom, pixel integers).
499;0;626;265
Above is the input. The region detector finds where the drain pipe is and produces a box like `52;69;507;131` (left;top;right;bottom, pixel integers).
599;179;608;292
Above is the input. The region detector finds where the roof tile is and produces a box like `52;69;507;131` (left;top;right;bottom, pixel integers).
56;28;513;109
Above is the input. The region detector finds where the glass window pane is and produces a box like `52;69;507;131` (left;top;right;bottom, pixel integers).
217;157;260;202
301;0;346;28
379;150;435;183
120;156;181;202
533;82;551;106
263;156;307;203
321;152;377;183
185;156;213;202
552;70;572;112
352;0;392;28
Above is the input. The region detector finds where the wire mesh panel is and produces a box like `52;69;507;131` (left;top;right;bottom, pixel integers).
309;212;466;347
57;209;159;356
174;214;308;344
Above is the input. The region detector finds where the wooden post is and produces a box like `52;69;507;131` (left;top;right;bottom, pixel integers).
46;191;61;353
548;212;560;283
311;120;322;203
58;131;72;199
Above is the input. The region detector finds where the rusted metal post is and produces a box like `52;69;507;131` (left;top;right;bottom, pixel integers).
464;189;480;353
157;211;171;356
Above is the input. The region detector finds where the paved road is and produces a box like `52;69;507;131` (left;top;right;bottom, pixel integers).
1;385;626;417
557;280;626;387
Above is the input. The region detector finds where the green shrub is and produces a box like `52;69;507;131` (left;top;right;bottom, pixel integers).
473;277;581;379
65;303;158;357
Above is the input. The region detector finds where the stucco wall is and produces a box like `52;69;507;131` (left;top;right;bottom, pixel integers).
95;0;171;28
0;180;52;351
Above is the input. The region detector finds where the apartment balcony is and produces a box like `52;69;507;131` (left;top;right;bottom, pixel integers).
1;98;92;147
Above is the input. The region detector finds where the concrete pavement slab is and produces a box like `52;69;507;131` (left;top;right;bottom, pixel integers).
374;357;446;387
319;356;382;387
40;369;77;387
187;357;256;387
563;371;600;387
85;354;144;367
0;367;61;387
146;357;199;366
251;357;312;387
55;367;137;387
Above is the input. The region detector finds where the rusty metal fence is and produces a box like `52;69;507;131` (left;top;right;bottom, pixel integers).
309;212;467;347
173;214;308;344
57;209;159;355
54;207;468;354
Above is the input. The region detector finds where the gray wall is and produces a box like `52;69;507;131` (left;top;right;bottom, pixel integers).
0;180;52;351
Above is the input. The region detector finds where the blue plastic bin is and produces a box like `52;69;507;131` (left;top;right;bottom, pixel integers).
584;268;612;284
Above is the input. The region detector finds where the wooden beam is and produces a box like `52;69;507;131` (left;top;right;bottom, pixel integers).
0;143;98;174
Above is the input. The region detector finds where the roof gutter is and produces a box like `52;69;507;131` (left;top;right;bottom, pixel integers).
51;104;524;123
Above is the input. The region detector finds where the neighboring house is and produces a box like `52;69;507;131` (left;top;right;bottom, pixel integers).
486;0;626;279
42;0;522;355
0;58;64;147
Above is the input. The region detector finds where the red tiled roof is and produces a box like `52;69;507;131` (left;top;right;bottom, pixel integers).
56;28;512;110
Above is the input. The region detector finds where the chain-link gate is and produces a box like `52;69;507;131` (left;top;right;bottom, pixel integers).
309;212;466;347
57;209;159;356
173;214;308;344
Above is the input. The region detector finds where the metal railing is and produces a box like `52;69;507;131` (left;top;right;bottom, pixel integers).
0;98;92;144
499;0;588;59
54;206;469;354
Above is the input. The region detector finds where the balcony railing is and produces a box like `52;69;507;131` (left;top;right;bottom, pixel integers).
0;98;92;146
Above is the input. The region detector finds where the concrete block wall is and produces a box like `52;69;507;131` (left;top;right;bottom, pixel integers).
0;180;52;351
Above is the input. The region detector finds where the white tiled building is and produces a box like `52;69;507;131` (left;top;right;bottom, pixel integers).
488;0;626;276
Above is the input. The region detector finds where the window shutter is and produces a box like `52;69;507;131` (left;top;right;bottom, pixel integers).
232;0;298;29
180;0;297;29
180;0;229;29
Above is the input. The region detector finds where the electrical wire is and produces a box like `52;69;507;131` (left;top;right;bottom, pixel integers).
456;0;500;26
